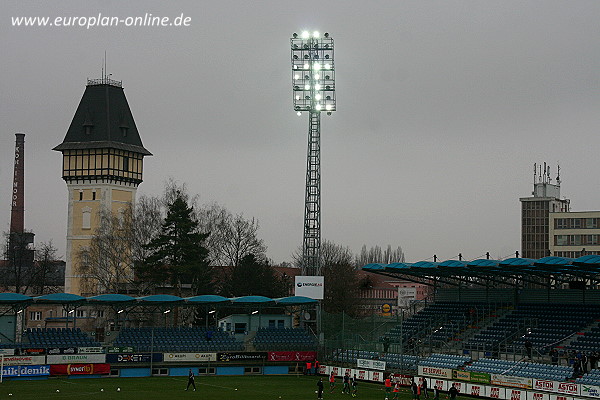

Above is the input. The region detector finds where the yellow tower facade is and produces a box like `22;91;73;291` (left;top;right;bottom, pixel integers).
54;77;151;295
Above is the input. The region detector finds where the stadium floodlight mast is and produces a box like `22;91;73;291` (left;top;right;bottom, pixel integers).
291;30;336;277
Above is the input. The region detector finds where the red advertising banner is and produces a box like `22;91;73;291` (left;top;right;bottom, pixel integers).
267;351;317;362
50;363;110;375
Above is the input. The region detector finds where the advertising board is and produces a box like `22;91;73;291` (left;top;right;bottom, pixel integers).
581;384;600;398
47;354;106;364
2;355;45;366
491;374;533;389
106;353;162;363
78;347;104;354
294;276;324;299
164;353;217;362
1;365;49;377
50;363;110;375
268;351;316;362
419;366;452;379
217;352;267;362
357;359;386;371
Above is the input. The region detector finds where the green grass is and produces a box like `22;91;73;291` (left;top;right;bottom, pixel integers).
0;375;423;400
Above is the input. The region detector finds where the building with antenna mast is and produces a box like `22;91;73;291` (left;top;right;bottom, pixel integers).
520;163;570;259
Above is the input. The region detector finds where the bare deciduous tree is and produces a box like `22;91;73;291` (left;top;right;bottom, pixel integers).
78;207;135;295
356;244;405;266
197;203;266;266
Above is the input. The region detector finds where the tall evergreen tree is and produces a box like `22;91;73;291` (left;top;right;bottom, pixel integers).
138;193;212;296
223;254;289;298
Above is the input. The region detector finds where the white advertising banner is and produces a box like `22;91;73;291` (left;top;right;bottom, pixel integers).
449;381;466;394
534;380;558;393
491;374;533;389
581;384;600;398
548;395;573;400
164;352;217;362
0;349;15;355
78;347;104;354
506;388;527;400
466;383;486;397
431;378;448;391
294;276;324;299
557;382;580;396
528;392;551;400
1;355;45;366
352;369;369;381
47;354;106;364
371;370;385;382
419;366;452;379
330;366;341;377
486;385;506;399
357;358;386;371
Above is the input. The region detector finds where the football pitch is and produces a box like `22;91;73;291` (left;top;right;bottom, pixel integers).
0;375;425;400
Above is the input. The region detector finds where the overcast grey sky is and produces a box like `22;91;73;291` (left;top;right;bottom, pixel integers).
1;1;599;264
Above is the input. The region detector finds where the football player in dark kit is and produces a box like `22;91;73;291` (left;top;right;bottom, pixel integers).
317;377;324;399
185;368;196;391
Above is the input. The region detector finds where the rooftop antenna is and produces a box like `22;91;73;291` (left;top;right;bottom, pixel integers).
533;163;537;184
547;165;551;183
543;162;547;183
556;163;561;185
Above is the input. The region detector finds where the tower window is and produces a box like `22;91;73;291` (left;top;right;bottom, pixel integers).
79;191;83;201
92;191;96;200
123;156;129;171
82;207;92;230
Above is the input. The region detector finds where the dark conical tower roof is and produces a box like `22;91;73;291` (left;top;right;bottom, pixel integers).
53;78;151;155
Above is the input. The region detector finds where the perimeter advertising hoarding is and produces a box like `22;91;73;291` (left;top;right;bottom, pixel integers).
107;346;134;353
0;349;15;356
267;351;317;362
47;347;78;355
217;352;267;362
78;347;104;354
106;353;162;363
418;366;452;379
1;365;49;377
491;374;533;389
50;363;110;375
581;384;600;398
357;359;386;371
452;369;491;384
2;355;45;366
164;353;217;362
528;392;550;400
18;348;45;356
294;276;324;300
47;354;106;364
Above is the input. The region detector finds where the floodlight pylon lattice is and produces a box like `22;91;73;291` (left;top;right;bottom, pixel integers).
291;32;335;277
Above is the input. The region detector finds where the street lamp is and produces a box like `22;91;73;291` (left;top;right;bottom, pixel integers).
290;30;336;277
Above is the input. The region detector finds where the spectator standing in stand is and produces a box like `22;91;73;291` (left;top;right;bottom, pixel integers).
590;352;598;370
524;339;533;359
550;349;559;365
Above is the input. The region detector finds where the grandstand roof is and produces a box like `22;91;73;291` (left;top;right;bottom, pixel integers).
362;255;600;287
87;294;137;303
0;293;33;304
0;293;318;308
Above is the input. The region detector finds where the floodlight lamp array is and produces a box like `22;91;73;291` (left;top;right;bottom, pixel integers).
291;32;336;114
